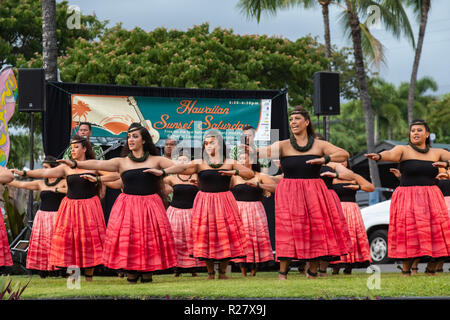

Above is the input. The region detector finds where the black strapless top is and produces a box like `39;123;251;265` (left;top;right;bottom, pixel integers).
280;155;322;179
320;165;334;189
332;183;357;203
438;179;450;197
197;170;231;193
40;190;65;211
231;184;263;202
170;184;199;209
121;168;159;195
399;160;438;187
66;174;97;199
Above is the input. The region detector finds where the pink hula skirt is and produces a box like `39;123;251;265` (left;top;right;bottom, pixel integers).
26;210;58;271
329;202;372;267
103;193;177;272
191;191;247;261
232;201;274;264
49;196;106;268
166;205;205;268
0;210;12;267
388;186;450;260
275;178;350;262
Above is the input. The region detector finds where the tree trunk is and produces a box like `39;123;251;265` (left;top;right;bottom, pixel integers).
42;0;58;81
345;0;381;187
407;0;430;125
321;1;332;141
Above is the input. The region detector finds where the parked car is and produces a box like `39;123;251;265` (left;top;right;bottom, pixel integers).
360;200;391;264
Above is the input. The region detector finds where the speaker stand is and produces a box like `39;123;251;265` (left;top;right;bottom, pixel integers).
9;113;35;271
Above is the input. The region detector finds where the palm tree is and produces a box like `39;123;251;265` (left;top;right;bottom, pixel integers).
238;0;334;139
42;0;58;81
238;0;415;187
406;0;431;125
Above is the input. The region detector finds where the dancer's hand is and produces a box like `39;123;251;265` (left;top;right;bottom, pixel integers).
142;168;164;176
365;153;381;161
432;161;449;169
10;169;24;176
436;172;450;180
218;170;237;176
57;159;75;167
343;184;361;190
305;157;326;165
320;171;337;178
389;168;401;179
80;174;97;183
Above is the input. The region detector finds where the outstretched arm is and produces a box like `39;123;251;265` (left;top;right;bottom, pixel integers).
59;158;121;173
344;174;375;192
11;165;67;179
143;161;198;176
7;179;41;191
365;146;404;163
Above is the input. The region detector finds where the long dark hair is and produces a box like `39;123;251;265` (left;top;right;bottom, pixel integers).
202;130;227;163
43;155;60;168
409;119;431;146
71;135;96;160
289;106;315;137
121;122;160;157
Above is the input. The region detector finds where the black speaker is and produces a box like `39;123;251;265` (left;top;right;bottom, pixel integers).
313;71;340;116
18;68;45;112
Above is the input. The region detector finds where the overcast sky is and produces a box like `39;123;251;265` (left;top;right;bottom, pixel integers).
61;0;450;96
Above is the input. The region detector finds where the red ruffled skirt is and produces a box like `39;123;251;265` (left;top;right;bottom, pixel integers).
103;193;177;272
275;178;350;261
330;202;372;267
388;186;450;260
166;206;205;268
26;210;58;271
0;210;12;267
49;196;106;268
191;191;246;261
232;201;274;264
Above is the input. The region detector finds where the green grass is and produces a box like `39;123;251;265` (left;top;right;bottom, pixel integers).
8;271;450;300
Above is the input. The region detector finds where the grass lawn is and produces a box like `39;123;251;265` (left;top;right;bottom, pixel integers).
6;271;450;300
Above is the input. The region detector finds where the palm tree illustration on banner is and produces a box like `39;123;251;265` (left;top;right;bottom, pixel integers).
72;100;91;134
70;95;160;143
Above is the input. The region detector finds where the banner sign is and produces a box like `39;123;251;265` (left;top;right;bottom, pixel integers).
0;67;17;166
71;95;272;144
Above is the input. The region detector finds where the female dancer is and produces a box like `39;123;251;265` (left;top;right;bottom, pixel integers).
13;136;106;281
230;152;275;277
60;123;177;283
366;119;450;275
8;156;67;277
145;130;254;280
0;167;14;271
164;154;204;277
328;160;374;274
257;106;350;279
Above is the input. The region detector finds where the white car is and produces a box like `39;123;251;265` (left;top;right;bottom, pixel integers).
360;200;391;264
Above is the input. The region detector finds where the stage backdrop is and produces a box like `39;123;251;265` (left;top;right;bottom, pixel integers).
44;82;289;248
70;94;273;146
44;81;289;158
